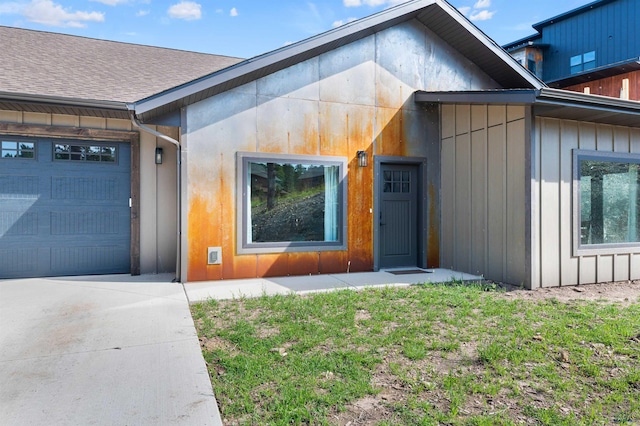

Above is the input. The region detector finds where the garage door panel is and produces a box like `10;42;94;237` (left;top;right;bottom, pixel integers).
0;138;130;279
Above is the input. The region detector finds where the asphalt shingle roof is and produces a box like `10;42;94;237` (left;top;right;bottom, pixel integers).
0;26;244;103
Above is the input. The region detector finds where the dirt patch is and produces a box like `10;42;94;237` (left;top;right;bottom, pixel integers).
500;280;640;306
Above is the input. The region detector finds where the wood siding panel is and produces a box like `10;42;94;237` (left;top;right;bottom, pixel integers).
23;112;51;125
454;133;471;272
51;114;79;127
79;116;106;129
530;119;542;289
539;119;561;288
441;105;454;139
455;105;470;135
441;137;455;269
0;110;22;122
470;129;487;275
597;255;614;283
559;120;579;286
506;106;525;123
506;118;526;285
614;255;630;282
487;124;505;281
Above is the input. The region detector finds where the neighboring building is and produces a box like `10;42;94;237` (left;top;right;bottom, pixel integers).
2;0;640;289
503;0;639;100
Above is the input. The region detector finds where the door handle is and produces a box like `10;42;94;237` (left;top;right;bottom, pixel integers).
379;211;385;226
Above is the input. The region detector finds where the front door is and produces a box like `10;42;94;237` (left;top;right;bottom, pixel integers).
378;164;418;268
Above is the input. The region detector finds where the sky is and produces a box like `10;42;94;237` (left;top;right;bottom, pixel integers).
0;0;597;59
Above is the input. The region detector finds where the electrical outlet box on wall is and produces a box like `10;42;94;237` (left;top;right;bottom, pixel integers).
207;247;222;265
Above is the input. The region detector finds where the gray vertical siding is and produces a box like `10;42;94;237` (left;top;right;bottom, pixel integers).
532;117;640;288
441;104;528;287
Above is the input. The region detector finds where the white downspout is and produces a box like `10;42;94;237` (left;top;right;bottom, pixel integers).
129;111;182;282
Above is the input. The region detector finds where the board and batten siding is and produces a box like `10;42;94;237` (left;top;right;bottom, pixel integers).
441;104;528;287
532;117;640;288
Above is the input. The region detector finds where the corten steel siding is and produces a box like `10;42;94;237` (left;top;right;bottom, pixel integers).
539;0;639;82
563;70;640;100
182;20;498;282
531;117;640;288
440;104;528;287
0;109;177;275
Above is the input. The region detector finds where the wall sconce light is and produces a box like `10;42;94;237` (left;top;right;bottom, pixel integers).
357;150;368;167
155;147;163;165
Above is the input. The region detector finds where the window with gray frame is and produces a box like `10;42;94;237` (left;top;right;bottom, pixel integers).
237;152;347;253
574;150;640;254
2;140;35;159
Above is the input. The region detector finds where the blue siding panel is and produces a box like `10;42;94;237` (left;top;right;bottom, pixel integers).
539;0;639;81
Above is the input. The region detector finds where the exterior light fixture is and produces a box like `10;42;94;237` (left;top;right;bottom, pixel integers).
357;150;368;167
155;147;163;164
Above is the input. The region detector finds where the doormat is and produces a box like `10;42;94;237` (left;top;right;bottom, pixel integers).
387;269;432;275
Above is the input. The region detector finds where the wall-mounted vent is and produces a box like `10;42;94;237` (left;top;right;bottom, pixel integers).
207;247;222;265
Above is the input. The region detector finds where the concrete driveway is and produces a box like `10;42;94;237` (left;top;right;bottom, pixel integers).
0;274;222;425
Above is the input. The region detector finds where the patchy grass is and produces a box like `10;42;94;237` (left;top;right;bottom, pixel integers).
191;282;640;425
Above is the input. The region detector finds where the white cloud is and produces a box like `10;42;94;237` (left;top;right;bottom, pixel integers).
0;2;23;14
229;7;237;17
457;6;471;16
90;0;129;6
332;17;357;28
136;9;149;16
343;0;405;7
167;1;201;20
473;0;491;9
22;0;104;27
470;9;495;21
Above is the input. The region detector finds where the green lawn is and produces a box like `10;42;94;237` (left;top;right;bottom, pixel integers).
191;282;640;425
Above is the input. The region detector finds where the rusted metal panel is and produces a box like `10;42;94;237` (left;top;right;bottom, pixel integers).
319;251;348;274
257;58;320;101
257;96;319;154
287;252;320;276
318;37;376;106
376;106;405;157
375;21;428;110
257;254;289;278
182;19;500;282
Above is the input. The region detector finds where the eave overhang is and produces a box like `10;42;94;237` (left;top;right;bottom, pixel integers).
0;91;129;119
547;58;640;88
415;88;640;128
131;0;543;123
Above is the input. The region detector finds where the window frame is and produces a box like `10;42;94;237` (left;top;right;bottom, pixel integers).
236;151;348;254
573;149;640;256
570;50;596;75
53;142;118;164
1;138;36;160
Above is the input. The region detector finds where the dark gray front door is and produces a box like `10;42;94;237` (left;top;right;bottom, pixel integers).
0;138;131;278
379;164;418;268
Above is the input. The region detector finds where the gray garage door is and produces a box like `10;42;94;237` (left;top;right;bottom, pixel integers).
1;138;131;278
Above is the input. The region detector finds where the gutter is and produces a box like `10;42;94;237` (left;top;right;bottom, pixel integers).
0;91;128;111
128;108;182;283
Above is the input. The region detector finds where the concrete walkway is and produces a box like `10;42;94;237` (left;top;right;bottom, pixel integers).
185;268;482;302
0;268;480;425
0;274;221;426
